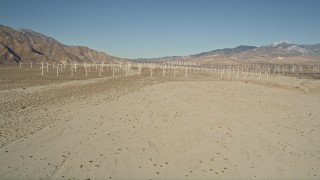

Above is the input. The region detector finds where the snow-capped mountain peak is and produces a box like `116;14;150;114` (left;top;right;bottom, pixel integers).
271;41;293;47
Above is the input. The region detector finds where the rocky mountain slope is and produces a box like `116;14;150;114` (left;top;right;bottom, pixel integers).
0;25;125;64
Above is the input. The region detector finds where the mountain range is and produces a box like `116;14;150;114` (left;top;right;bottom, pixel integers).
135;41;320;65
1;25;320;65
0;25;126;64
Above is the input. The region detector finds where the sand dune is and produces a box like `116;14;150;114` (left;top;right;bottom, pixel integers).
1;78;320;179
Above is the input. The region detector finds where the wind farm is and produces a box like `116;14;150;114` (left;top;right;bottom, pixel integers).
1;0;320;179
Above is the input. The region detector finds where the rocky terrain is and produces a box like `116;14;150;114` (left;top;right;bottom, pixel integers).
0;25;126;64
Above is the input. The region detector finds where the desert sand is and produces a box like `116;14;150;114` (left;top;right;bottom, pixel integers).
1;64;320;179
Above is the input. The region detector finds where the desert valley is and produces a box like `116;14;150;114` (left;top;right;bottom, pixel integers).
1;25;320;179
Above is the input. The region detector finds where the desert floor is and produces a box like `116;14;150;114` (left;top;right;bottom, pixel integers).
1;64;320;179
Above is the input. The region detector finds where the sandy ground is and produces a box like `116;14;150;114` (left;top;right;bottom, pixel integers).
1;65;320;179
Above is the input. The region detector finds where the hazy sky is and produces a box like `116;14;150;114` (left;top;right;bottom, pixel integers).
1;0;320;58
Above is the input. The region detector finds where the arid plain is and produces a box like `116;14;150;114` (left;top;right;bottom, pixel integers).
1;63;320;179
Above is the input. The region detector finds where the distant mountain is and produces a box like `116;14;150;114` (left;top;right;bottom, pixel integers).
0;25;126;63
133;56;191;62
133;41;320;65
257;41;320;56
191;45;257;57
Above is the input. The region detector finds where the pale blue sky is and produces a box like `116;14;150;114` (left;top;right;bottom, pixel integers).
1;0;319;58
